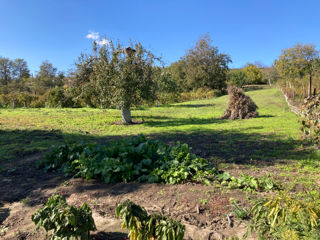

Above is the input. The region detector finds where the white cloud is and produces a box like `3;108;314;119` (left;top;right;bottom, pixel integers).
97;38;109;46
86;31;99;40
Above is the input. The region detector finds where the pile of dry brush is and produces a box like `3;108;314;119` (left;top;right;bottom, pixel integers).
221;86;258;120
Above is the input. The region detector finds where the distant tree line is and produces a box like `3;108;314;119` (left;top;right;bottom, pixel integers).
0;34;233;112
1;34;318;112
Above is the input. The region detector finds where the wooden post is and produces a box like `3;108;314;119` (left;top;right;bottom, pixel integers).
308;71;312;98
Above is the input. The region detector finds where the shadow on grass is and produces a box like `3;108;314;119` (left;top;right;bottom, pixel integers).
143;117;228;127
0;128;316;206
0;202;9;224
147;129;314;165
257;114;274;118
168;103;215;108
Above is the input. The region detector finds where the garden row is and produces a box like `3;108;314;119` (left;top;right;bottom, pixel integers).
35;135;320;239
38;135;280;191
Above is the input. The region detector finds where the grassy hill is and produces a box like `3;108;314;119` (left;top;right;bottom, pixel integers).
0;87;313;164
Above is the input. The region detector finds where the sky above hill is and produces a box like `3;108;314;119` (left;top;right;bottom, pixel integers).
1;0;320;74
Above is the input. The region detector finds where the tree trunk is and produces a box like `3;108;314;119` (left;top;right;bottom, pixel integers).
121;107;132;124
308;71;312;98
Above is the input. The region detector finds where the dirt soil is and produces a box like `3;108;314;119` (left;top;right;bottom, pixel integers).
0;154;257;240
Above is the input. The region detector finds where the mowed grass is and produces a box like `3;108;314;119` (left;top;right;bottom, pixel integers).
0;87;317;165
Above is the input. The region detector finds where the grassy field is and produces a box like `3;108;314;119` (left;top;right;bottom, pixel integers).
0;88;309;163
1;87;320;239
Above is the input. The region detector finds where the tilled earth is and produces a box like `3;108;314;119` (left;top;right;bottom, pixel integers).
0;154;257;240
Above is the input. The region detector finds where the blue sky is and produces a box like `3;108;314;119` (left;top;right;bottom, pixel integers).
1;0;320;74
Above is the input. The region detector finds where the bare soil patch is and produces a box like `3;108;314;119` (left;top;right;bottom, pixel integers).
0;154;259;239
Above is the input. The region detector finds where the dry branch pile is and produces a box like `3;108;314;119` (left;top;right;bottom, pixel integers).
221;86;258;120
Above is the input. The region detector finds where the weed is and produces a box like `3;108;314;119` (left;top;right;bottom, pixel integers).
200;198;208;205
20;197;30;205
157;189;164;195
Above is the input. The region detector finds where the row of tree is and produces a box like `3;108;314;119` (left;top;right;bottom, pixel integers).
1;34;319;122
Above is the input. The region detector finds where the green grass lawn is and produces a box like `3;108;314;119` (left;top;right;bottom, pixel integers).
0;87;317;165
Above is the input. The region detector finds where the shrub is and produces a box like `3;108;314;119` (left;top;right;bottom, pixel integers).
179;88;224;102
29;96;46;108
31;194;96;240
116;199;185;240
46;87;66;107
227;70;247;87
300;94;320;146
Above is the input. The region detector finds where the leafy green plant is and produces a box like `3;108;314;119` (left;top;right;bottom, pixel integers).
231;201;250;221
200;198;208;205
31;194;96;240
38;135;218;185
115;199;185;240
247;192;320;239
225;173;281;192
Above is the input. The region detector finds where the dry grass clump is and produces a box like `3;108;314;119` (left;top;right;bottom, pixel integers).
221;86;258;120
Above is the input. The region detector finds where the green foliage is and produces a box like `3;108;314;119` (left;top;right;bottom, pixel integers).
300;94;320;145
247;192;320;239
222;173;281;192
274;43;320;98
231;201;250;220
243;64;264;84
227;70;247;87
274;43;319;79
178;88;224;102
181;33;231;90
85;41;158;122
31;194;96;240
46;87;66;108
153;67;182;104
38;135;218;185
116;199;185;240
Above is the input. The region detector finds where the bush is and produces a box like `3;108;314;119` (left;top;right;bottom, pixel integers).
116;199;185;240
300;94;320;146
38;135;218;185
179;88;224;102
227;70;247;87
29;95;46;108
31;194;96;240
46;87;66;107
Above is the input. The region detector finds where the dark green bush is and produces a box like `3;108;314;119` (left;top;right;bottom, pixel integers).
227;70;247;87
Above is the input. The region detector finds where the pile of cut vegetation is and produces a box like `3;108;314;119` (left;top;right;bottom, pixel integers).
38;135;218;185
221;86;258;120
